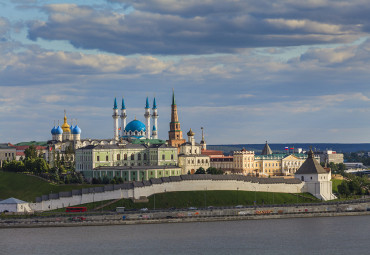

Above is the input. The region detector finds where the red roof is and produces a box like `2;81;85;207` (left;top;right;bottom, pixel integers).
15;145;47;151
201;149;224;156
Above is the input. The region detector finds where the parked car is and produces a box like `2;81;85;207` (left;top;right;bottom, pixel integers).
188;207;197;210
235;205;244;208
140;208;148;212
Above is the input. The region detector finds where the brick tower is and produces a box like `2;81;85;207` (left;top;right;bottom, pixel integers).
168;89;186;150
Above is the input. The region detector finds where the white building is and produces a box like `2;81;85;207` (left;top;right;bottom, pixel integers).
0;197;32;213
178;129;210;174
295;149;336;201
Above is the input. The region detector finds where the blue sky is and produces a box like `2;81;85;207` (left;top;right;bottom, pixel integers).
1;0;370;144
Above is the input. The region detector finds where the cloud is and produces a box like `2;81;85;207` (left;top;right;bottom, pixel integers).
26;1;367;55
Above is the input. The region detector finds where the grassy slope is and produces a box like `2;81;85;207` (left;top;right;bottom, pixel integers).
0;171;101;202
332;179;343;193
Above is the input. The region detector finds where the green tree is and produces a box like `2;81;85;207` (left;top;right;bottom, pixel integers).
195;167;206;174
206;167;224;175
337;182;350;197
24;145;38;159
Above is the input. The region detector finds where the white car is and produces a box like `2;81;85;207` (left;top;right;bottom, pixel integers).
140;208;148;212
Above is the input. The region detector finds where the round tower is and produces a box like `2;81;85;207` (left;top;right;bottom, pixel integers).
120;97;127;136
113;97;119;141
152;97;158;139
144;97;151;139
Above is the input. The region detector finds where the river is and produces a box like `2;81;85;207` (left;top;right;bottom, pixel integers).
1;215;369;255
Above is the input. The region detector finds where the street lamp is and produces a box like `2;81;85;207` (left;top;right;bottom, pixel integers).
236;187;239;205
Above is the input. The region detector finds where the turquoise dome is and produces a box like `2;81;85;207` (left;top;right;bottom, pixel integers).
125;120;146;133
72;125;81;134
55;126;63;135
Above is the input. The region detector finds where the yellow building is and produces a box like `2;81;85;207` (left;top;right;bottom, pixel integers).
233;144;319;177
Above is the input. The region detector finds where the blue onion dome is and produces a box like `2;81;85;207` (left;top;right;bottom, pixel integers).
55;126;63;135
51;126;57;135
72;125;81;134
70;125;74;133
125;120;146;132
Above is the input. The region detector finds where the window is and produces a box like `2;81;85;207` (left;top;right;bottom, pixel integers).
106;155;109;161
124;154;127;160
162;154;165;160
171;154;174;160
138;154;141;160
144;153;147;160
198;159;200;164
131;154;134;160
97;156;100;161
117;154;120;160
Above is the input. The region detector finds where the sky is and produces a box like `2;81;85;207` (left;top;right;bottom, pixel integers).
1;0;370;145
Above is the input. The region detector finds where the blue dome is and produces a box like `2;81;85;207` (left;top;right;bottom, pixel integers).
55;126;63;135
72;125;81;134
51;126;57;135
70;125;74;133
125;120;146;133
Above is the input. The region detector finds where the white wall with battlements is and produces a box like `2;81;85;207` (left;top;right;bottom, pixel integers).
29;180;305;212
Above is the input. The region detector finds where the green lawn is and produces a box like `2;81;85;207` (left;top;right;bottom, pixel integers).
69;190;319;212
0;171;102;202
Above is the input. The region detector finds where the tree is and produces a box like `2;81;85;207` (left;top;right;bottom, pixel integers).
195;167;206;174
206;167;224;175
24;145;38;159
337;182;350;197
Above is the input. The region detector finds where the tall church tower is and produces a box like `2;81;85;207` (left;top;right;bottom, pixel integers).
113;97;119;141
167;89;186;150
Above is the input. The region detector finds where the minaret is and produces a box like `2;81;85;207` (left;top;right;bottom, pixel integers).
152;97;158;139
200;127;207;150
167;89;186;150
113;97;119;141
120;97;127;136
144;97;151;139
152;125;158;139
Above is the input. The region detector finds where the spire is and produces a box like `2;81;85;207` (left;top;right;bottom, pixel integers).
145;97;150;109
261;141;273;155
153;97;157;109
172;88;176;106
121;97;126;110
113;97;118;109
201;127;205;141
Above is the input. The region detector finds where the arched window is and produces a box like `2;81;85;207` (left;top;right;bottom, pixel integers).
198;159;200;164
301;176;304;181
124;154;127;160
117;154;120;160
138;154;141;160
131;154;134;160
144;153;147;160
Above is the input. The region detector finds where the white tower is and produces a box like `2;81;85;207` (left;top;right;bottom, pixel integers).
200;127;207;150
120;97;127;135
144;97;151;139
152;97;158;139
113;97;119;141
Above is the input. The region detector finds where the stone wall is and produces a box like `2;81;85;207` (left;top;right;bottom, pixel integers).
30;175;305;212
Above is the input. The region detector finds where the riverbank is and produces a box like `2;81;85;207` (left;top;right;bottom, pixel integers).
2;201;369;228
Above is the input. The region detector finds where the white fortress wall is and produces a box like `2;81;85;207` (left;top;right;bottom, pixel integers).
30;178;305;211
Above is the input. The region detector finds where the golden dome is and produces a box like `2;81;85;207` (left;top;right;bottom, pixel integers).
187;128;195;136
61;111;71;133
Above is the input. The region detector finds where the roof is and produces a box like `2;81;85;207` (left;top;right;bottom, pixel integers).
0;197;28;204
0;143;16;149
15;145;47;151
95;165;181;171
261;141;273;155
295;150;328;175
201;149;224;156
